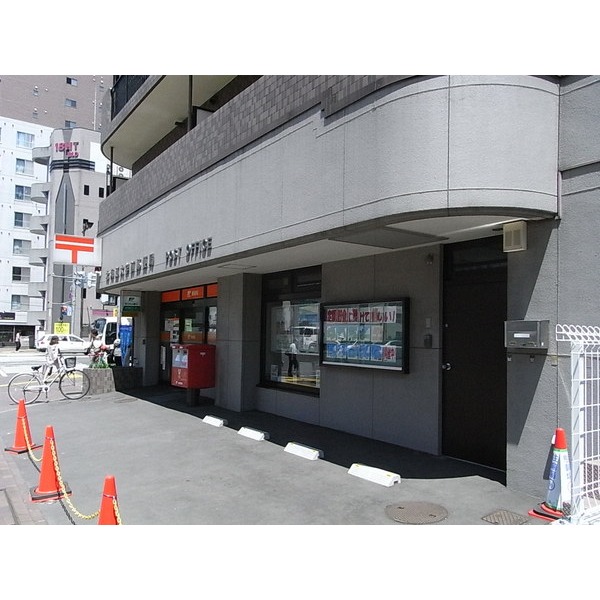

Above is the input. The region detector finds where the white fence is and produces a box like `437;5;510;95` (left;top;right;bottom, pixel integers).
556;324;600;524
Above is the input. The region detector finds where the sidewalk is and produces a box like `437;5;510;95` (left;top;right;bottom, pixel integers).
1;383;549;526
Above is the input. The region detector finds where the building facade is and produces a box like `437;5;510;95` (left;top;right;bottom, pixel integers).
97;75;599;498
0;117;51;344
32;127;116;337
0;75;112;344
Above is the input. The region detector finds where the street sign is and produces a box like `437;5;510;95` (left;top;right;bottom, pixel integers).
54;322;70;334
53;235;102;266
121;291;142;316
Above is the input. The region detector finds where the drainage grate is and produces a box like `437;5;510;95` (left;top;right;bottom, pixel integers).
481;510;529;525
385;501;448;524
114;398;138;404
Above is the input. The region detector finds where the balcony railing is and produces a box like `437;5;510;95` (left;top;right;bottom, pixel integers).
111;75;149;120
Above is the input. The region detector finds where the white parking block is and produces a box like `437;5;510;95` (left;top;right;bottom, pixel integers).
238;427;269;441
348;463;401;487
284;442;323;460
202;415;227;427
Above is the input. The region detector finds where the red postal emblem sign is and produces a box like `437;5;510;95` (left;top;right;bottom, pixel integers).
53;234;102;266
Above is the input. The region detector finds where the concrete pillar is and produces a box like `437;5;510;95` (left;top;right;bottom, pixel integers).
215;273;262;411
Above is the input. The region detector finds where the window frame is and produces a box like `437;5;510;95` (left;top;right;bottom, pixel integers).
14;212;31;228
16;131;35;149
15;185;32;201
260;266;322;394
15;158;34;176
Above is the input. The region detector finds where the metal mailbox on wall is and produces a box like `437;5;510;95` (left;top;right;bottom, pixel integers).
504;320;549;351
171;344;216;388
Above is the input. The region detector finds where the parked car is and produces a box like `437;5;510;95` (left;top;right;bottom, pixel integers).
36;334;89;354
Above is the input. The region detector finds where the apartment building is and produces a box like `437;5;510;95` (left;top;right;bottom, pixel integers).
96;75;600;498
0;75;113;344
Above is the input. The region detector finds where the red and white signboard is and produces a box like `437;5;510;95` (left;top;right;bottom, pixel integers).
52;234;102;266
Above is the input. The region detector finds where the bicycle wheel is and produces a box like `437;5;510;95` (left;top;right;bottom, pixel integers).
59;369;91;399
8;372;42;404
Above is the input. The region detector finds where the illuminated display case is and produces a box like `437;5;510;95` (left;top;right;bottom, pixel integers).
321;299;409;372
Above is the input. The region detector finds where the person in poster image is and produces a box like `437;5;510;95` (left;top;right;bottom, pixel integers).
287;341;299;377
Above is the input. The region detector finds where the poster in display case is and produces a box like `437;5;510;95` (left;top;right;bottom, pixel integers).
321;299;409;372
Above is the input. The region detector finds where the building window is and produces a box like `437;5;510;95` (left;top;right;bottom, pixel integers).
15;158;34;175
262;266;322;391
65;98;77;108
15;185;31;201
66;77;78;86
65;120;76;128
14;212;31;228
83;185;90;195
99;187;105;198
12;267;30;283
13;239;31;255
16;131;35;149
11;295;26;310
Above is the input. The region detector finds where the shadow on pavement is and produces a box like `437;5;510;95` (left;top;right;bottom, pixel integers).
127;384;506;485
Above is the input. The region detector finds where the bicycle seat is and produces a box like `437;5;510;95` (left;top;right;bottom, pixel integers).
32;365;42;372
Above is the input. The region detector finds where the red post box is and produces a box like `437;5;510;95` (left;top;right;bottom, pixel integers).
171;344;216;389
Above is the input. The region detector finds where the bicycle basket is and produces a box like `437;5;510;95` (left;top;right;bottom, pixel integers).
63;356;77;369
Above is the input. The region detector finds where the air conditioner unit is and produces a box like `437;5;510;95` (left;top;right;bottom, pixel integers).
503;220;527;252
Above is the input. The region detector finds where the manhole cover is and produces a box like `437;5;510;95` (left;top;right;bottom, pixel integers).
481;510;529;525
385;502;448;524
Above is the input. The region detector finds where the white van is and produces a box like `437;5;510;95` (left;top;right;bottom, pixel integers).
292;326;319;353
92;316;132;348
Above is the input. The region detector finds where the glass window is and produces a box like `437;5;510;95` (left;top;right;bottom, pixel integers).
15;159;34;175
16;131;35;148
83;185;90;195
262;267;322;391
181;306;206;343
99;187;105;198
66;77;78;86
12;267;30;282
65;120;76;128
65;98;77;108
13;239;30;255
14;212;31;228
15;185;31;201
11;295;24;310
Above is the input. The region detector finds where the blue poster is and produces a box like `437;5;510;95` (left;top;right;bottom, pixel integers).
119;324;133;366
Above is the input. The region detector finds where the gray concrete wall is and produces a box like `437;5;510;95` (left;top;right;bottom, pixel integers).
133;291;161;386
504;76;600;496
559;76;600;170
255;246;442;454
215;273;262;411
98;76;559;286
506;219;561;495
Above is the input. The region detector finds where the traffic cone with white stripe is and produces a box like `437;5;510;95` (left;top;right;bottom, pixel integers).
529;428;572;521
4;399;42;454
98;475;120;525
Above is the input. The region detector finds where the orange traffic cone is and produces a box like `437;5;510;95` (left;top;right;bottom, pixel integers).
98;475;120;525
30;425;71;503
529;428;572;522
4;399;42;454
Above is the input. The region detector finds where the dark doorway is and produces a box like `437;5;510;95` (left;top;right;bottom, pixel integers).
442;236;507;471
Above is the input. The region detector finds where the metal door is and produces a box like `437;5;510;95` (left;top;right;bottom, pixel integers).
442;237;507;471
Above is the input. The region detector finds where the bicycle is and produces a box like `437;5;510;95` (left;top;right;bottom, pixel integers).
7;354;91;404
